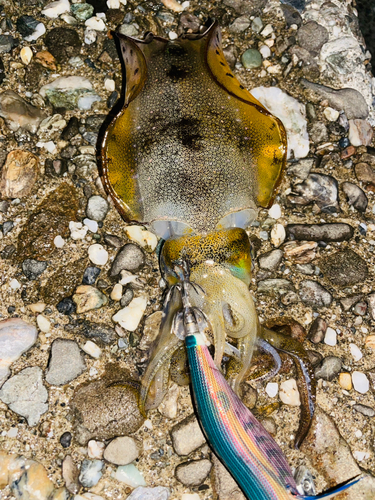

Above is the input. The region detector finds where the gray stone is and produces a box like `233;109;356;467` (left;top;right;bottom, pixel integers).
171;413;206;456
353;404;375;417
79;459;103;488
22;259;47;280
299;280;332;307
308;122;328;143
223;0;267;16
104;436;140;465
86;195;109;221
79;321;117;345
315;356;342;381
257;278;294;295
341;182;368;212
229;16;250;34
355;162;375;185
222;45;237;70
62;455;80;494
126;487;170;500
320;250;368;287
0;318;38;387
258;249;283;271
175;459;212;486
288;173;339;213
0;90;47;134
301;79;368;120
308;317;327;344
340;295;363;312
281;4;302;27
104;233;124;248
287;158;315;180
286;223;353;242
297;22;328;54
46;339;86;386
241;49;262;69
110;244;146;276
251;17;263;32
296;263;315;275
0;366;48;426
0;35;17;54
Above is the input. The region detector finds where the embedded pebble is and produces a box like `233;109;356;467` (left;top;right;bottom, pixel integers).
241;48;262;68
0;366;48;426
324;327;337;346
211;454;245;500
42;0;70;18
73;285;108;313
270;223;285;247
104;436;140;465
341;182;368;212
297;21;328;54
88;244;109;266
60;431;72;448
308;317;327;344
288;174;339;212
315;356;342;381
268;204;281;219
339;373;352;390
79;459;104;488
112;296;148;331
171;414;206;455
258;249;283;271
283;241;317;264
86;195;110;221
286;223;353;242
319;249;368;287
62;455;80;494
82;266;101;286
40;76;100;110
70;221;88;240
83;218;98;232
111;283;123;301
79;322;117;345
251;86;309;159
299;280;332;308
82;340;102;359
125;226;158;252
352;371;369;394
175;459;212;487
37;314;51;333
115;464;146;487
88;440;105;459
350;343;363;362
110;244;146;275
348;119;373;147
126;487;170;500
71;3;94;21
257;279;294;295
323;107;339;122
20;46;33;65
0;318;37;387
0;150;39;199
85;17;106;31
353;404;375;417
22;259;47;280
279;379;300;406
0;91;47;134
265;382;278;398
46;339;86;385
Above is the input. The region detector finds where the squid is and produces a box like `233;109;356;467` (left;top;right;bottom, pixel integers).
100;18;319;487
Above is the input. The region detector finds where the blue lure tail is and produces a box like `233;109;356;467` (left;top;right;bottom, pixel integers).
294;475;364;499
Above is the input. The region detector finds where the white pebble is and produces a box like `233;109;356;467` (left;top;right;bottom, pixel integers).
181;495;200;500
323;107;340;122
107;0;120;6
85;16;106;31
83;218;98;233
270;223;285;247
9;279;21;290
36;141;57;154
20;47;33;65
324;327;337;346
104;78;115;92
111;284;123;301
268;203;281;219
54;235;65;248
181;0;190;7
125;226;158;251
353;450;370;461
28;302;46;313
37;314;51;333
115;464;146;487
82;340;102;359
265;382;278;398
279;379;301;406
352;371;369;394
88;440;105;459
7;427;18;438
355;429;363;438
259;44;271;59
261;24;273;37
169;31;178;40
42;0;70;18
349;343;363;361
24;23;46;41
84;29;97;44
88;244;109;266
112;296;148;331
69;221;88;240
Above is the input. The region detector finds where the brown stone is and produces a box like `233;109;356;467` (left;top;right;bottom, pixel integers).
0;150;39;198
283;240;318;264
340;145;356;159
355;162;375;185
16;183;79;261
34;50;57;71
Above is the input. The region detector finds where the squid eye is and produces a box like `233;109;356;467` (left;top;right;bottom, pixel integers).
222;302;244;333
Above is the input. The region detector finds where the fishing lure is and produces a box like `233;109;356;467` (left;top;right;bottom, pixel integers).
177;268;362;500
100;20;315;446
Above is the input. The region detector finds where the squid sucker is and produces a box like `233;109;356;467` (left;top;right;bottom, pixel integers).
100;18;341;498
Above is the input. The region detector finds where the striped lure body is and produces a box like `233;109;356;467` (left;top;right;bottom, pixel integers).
185;332;362;500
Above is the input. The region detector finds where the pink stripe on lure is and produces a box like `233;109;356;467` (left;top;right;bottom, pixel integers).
185;331;362;500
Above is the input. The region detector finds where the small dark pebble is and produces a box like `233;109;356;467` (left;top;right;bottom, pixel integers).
45;28;81;63
339;137;350;148
281;4;302;26
97;279;110;290
45;158;68;177
0;58;5;84
85;115;106;132
341;182;368;212
0;35;18;54
120;288;134;308
87;0;108;13
61;117;80;141
79;321;117;344
60;145;77;160
82;131;97;146
22;259;47;280
353;404;375;417
1;244;16;259
286;223;353;242
308;317;327;344
103;233;124;248
7;305;15;314
110;243;145;276
306;349;323;368
319;249;368;287
0;201;9;213
84;58;99;71
16;15;39;37
2;221;14;236
60;431;72;448
107;91;118;109
82;266;101;285
57;297;76;315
